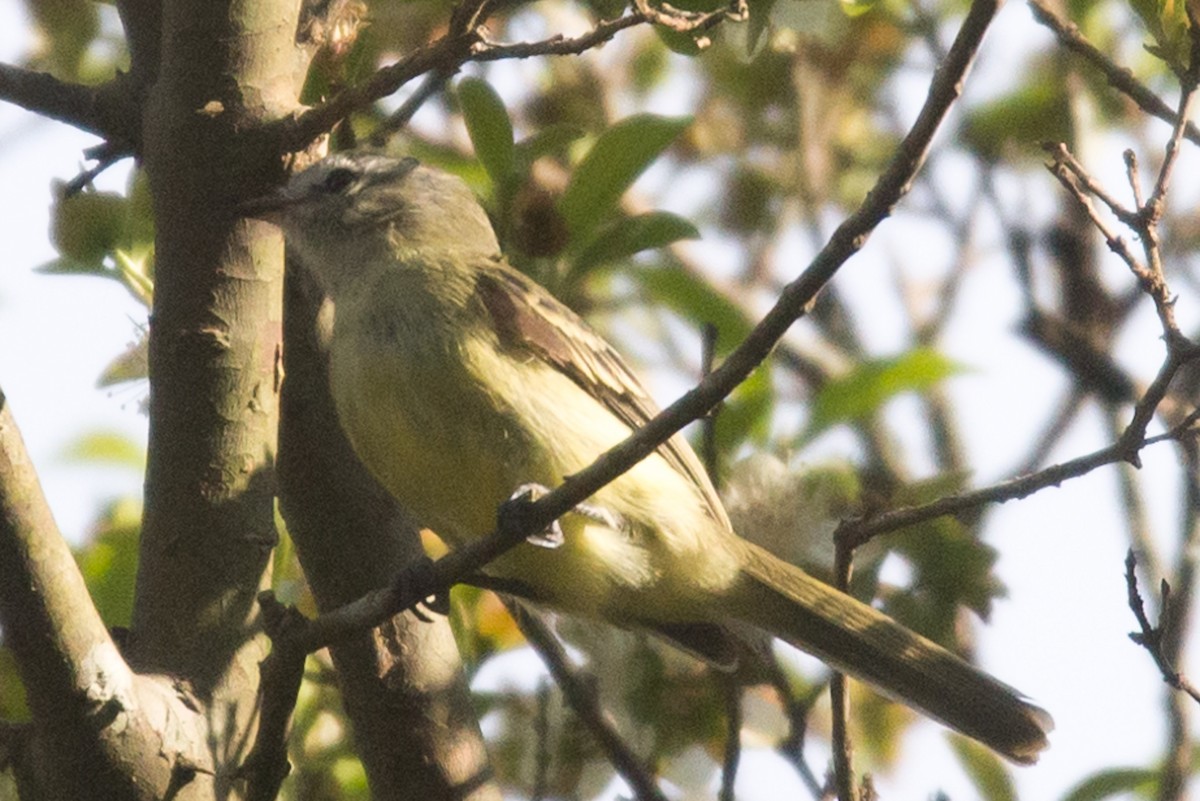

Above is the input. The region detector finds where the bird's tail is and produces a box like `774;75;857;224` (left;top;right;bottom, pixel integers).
727;540;1053;764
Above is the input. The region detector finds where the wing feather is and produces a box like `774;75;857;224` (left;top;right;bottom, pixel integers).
473;264;730;529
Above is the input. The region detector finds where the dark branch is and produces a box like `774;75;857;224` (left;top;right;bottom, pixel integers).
509;603;669;801
1027;0;1200;147
0;64;112;137
259;0;1002;657
1125;550;1200;705
838;410;1200;548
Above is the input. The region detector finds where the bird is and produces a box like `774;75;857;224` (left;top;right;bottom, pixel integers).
241;150;1052;763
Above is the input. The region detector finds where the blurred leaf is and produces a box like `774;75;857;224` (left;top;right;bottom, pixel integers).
804;347;963;440
0;647;28;720
559;115;691;242
950;735;1016;801
961;75;1070;162
35;255;111;278
98;332;149;387
840;0;878;16
852;682;915;765
1061;767;1158;801
514;124;586;170
60;431;145;470
573;212;700;274
713;359;774;455
28;0;100;79
745;0;778;53
51;190;126;267
458;77;515;186
634;262;754;352
1128;0;1192;72
884;509;1004;643
75;498;142;628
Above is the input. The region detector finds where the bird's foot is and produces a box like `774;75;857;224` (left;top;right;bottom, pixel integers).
395;555;451;622
508;483;627;549
509;483;565;548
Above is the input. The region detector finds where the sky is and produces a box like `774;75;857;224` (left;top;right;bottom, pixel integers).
0;1;1196;798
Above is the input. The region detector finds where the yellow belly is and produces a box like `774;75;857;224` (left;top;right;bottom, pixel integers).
327;320;742;621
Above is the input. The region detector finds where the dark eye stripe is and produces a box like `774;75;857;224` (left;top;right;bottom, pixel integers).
322;167;357;193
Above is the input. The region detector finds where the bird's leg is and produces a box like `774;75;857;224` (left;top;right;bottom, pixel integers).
508;483;626;549
393;555;451;622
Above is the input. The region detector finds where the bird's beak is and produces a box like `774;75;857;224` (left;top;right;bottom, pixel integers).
236;188;293;222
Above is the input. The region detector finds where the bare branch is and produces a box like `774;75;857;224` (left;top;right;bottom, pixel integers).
718;678;742;801
509;603;669;801
0;387;124;729
0;64;113;138
838;409;1200;548
1126;550;1200;705
1027;0;1200;147
475;13;651;60
259;0;1004;658
829;542;859;801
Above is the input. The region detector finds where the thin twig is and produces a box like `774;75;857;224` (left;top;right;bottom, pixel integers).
1027;0;1200;146
719;678;742;801
240;596;309;801
268;0;1002;658
286;12;652;148
531;681;552;801
764;659;826;799
509;603;669;801
829;539;858;801
1125;550;1200;705
369;67;457;146
839;410;1200;548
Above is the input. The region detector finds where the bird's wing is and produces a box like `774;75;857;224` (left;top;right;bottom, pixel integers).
473;262;731;530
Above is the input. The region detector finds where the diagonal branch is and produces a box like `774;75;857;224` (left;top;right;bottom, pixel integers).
266;0;1004;659
0;386;122;729
838;409;1200;547
280;11;666;150
1027;0;1200;147
0;64;113;137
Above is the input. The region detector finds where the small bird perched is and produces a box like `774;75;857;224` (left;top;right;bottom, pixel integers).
242;151;1052;763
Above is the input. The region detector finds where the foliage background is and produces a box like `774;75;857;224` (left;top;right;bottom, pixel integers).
0;0;1197;797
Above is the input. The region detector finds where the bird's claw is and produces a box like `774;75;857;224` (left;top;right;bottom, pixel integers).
510;483;565;548
395;555;451;621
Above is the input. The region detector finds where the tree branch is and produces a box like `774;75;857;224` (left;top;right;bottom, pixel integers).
0;387;207;799
838;409;1200;547
262;0;1003;656
1027;0;1200;147
1126;550;1200;705
0;64;114;138
0;387;123;735
508;603;669;801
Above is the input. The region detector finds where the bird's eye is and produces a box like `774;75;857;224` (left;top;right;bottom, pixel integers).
322;167;357;193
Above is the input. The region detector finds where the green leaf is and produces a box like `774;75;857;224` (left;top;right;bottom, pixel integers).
1128;0;1192;73
458;77;515;186
99;333;150;388
949;735;1016;801
840;0;877;17
514;124;585;170
60;431;146;470
34;256;111;278
75;498;142;628
634;262;754;351
804;347;962;439
559;115;691;242
574;212;700;274
962;76;1071;163
51;190;127;266
713;360;774;454
1060;767;1158;801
